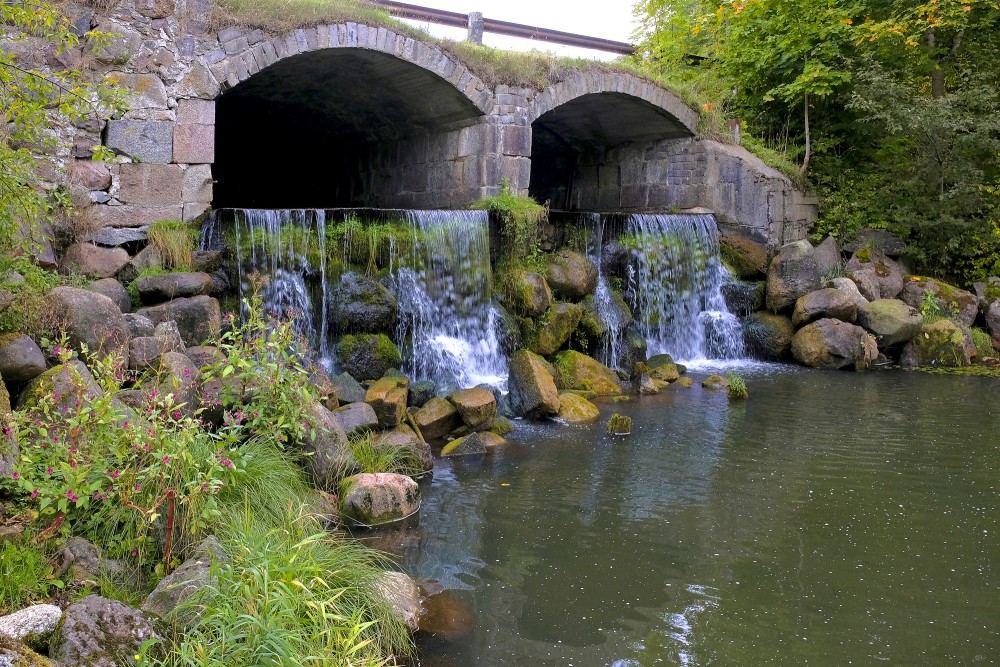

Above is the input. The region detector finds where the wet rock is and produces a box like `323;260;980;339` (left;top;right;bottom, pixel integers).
88;278;131;313
791;288;859;327
49;595;157;667
335;334;401;381
545;248;598;299
331;272;398;333
477;431;508;449
333;401;379;436
507;349;560;418
527;302;582;356
812;236;841;279
638;373;661;394
553;350;622;395
743;312;795;360
766;240;820;312
304;401;357;490
375;572;421;632
791;318;878;370
646;356;679;383
413;397;460;440
441;432;488;457
134;272;213;305
125;313;155;338
46;286;129;356
901;319;973;367
407;380;436;408
849;268;881;302
59;243;129;278
719;232;769;278
330;372;366;404
720;281;765;316
857;299;923;347
846;249;905;299
843;229;906;256
556;392;600;422
339;473;420;526
702;374;729;389
136;295;221;347
448;387;496;431
0;334;46;382
0;603;62;651
365;376;409;428
987;300;1000;345
503;269;552;317
417;586;475;639
142;536;226;628
900;278;978;326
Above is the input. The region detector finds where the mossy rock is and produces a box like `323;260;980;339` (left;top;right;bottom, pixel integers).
675;376;694;388
556;391;600;423
702;374;729;389
0;634;59;667
545;248;598;299
901;319;973;368
336;334;402;381
526;302;582;356
491;415;515;436
743;312;795;360
441;432;488;457
338;473;420;525
552;350;622;396
900;277;978;326
501;268;552;317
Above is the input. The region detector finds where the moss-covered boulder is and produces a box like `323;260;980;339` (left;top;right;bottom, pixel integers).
339;473;420;526
646;356;679;383
791;318;878;370
766;240;820;312
553;350;622;395
556;392;600;423
0;333;46;382
508;349;560;418
792;288;859;327
502;268;552;317
743;312;795;360
365;376;409;428
857;299;923;347
720;232;769;278
335;334;401;381
413;397;461;441
1;634;59;667
578;289;632;342
49;595;157;667
16;360;102;412
901;319;974;367
441;431;488;457
900;277;978;326
702;374;729;389
331;271;398;333
846;248;904;299
545;248;598;299
47;286;129;356
449;387;496;431
526;302;583;356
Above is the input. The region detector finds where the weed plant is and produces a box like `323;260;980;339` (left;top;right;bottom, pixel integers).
726;371;749;399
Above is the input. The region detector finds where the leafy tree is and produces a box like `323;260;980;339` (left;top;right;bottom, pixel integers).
0;1;124;261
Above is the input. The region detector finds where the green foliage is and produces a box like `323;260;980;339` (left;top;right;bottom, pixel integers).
0;538;63;614
0;1;125;259
472;183;547;262
347;432;424;478
725;371;749;398
148;220;198;270
970;328;996;358
0;257;86;337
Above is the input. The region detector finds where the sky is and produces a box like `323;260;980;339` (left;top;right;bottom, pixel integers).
393;0;641;61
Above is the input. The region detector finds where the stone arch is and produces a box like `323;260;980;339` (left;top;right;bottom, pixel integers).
207;23;495;208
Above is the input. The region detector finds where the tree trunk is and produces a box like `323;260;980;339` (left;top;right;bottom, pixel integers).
926;29;945;98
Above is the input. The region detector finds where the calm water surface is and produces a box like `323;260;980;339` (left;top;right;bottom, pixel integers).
399;366;999;666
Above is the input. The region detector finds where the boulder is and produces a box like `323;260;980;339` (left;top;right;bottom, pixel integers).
117;245;162;284
791;318;878;370
846;249;905;299
901;319;974;367
545;248;598;299
507;349;560;418
503;269;552;317
857;299;923;347
0;603;62;652
987;300;1000;344
413;397;460;440
900;278;978;326
46;286;129;356
843;228;906;256
335;334;401;381
719;232;769;277
49;595;157;667
477;431;508;449
638;373;661;395
766;240;820;312
133;271;213;305
0;636;55;666
825;277;869;309
141;536;226;628
848;268;881;302
407;380;436;408
88;278;131;313
791;288;859;327
339;473;420;526
373;430;433;473
365;376;409;428
527;302;583;356
304;401;357;490
374;572;421;633
331;272;398;333
128;335;181;371
330;372;366;404
448;387;496;431
124;313;155;338
16;360;101;412
182;345;224;370
552;350;622;395
645;354;680;383
702;374;729;389
556;392;600;423
0;334;46;381
137;295;221;347
332;401;379;436
59;242;129;278
812;236;841;279
743;312;795;360
720;281;765;316
441;432;488;457
157;351;200;414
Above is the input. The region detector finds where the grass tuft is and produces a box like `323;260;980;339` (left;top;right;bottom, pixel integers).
726;371;749;399
148;219;197;271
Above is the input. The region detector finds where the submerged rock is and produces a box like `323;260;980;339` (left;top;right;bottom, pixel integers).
766;240;820;312
791;318;877;370
556;392;600;423
339;473;420;526
507;349;560;418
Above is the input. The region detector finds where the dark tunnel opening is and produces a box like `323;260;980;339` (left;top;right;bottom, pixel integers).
214;49;484;209
528;92;695;211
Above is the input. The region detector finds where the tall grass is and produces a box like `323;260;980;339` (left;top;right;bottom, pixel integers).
0;538;61;614
147;219;197;270
347;432;425;478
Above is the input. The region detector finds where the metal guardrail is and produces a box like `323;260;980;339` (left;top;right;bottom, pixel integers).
368;0;636;55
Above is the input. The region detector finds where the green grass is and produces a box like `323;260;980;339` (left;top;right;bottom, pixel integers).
971;327;996;359
0;256;87;337
348;432;425;478
726;371;749;399
148;219;198;271
0;538;63;614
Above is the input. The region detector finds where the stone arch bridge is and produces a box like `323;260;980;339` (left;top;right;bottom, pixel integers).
74;1;816;251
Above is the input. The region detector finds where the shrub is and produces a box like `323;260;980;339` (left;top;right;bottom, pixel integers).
726;371;749;399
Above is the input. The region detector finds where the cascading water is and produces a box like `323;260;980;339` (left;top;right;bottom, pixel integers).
623;213;745;362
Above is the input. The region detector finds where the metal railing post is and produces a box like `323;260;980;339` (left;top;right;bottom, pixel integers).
467;11;484;44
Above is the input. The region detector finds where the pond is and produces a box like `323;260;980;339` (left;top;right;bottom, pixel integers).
389;365;998;666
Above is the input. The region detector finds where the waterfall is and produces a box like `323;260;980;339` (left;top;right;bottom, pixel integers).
623;213;745;362
574;213;631;371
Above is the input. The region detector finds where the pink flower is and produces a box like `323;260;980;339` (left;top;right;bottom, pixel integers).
46;467;53;475
135;482;141;491
31;489;38;499
70;460;77;469
111;470;120;479
10;471;18;480
162;455;170;464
